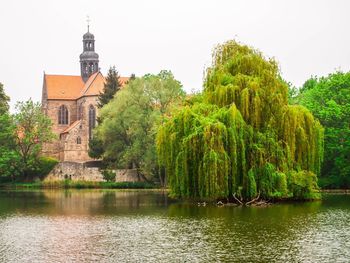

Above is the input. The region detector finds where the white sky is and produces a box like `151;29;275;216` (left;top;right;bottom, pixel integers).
1;0;350;110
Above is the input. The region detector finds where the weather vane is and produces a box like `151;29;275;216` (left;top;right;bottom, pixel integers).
86;15;91;32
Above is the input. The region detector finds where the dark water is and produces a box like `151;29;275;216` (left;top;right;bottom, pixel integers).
0;190;349;262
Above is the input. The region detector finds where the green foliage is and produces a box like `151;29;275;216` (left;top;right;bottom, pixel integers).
0;95;56;181
0;82;10;115
92;70;185;183
157;40;323;201
256;163;288;199
13;99;55;178
97;66;122;108
36;157;59;178
23;156;58;180
246;169;257;200
88;137;104;159
297;72;350;188
288;170;320;200
102;169;116;182
0;86;19;179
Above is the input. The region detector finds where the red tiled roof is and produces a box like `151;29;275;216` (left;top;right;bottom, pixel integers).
45;75;85;100
61;120;81;134
80;72;104;97
45;72;129;100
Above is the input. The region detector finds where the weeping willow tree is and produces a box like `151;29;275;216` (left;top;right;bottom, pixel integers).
157;40;324;201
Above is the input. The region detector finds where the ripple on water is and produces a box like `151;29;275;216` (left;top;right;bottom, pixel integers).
0;191;349;263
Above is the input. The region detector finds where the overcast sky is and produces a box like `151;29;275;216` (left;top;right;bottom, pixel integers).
0;0;349;110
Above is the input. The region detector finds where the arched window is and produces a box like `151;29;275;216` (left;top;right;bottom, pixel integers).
77;136;81;144
88;105;96;140
58;105;69;125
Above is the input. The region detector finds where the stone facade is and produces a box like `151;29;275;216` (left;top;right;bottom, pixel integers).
41;84;100;162
45;162;144;182
42;99;80;160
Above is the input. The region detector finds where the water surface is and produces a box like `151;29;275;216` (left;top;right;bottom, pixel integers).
0;190;349;262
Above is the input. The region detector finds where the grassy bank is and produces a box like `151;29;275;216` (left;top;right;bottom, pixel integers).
0;180;157;189
320;189;350;194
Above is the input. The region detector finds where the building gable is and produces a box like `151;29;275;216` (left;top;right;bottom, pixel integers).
44;74;85;100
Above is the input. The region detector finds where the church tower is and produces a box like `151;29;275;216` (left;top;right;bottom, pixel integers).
79;25;99;82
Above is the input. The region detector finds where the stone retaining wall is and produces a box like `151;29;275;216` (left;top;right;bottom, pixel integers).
45;162;144;182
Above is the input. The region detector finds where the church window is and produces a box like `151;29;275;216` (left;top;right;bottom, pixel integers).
88;105;96;140
58;105;69;125
77;136;81;144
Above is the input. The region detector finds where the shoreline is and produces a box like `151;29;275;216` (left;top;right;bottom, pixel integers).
0;180;159;190
320;189;350;194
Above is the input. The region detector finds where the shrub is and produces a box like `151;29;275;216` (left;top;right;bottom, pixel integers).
102;169;116;182
37;157;59;179
288;170;320;200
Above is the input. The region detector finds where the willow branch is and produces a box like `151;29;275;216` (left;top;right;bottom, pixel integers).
246;192;261;205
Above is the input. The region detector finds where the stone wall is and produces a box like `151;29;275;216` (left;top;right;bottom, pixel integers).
45;162;144;182
61;120;91;162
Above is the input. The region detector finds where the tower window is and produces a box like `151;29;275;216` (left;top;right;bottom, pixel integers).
88;105;96;140
58;105;69;125
77;136;82;144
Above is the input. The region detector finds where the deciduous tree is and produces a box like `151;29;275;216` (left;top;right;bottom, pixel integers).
157;41;323;201
14;99;55;178
0;82;10;115
0;84;19;180
297;72;350;188
92;71;185;182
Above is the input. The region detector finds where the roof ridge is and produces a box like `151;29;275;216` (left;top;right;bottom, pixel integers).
79;71;101;98
45;74;82;77
61;120;82;134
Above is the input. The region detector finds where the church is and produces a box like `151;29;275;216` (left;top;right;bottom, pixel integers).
41;28;128;162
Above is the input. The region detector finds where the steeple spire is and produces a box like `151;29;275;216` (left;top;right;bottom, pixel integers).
86;15;90;32
79;23;99;82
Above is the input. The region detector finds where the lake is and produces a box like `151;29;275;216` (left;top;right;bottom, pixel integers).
0;190;349;262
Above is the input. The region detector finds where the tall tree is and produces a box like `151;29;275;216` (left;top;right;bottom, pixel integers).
0;82;10;114
14;99;55;178
129;73;136;81
157;40;323;201
0;84;18;180
297;72;350;188
97;66;121;108
90;71;185;182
